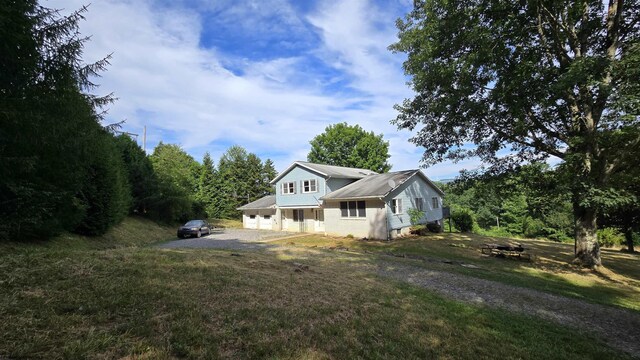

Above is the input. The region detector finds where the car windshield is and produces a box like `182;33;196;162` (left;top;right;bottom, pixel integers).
184;220;201;226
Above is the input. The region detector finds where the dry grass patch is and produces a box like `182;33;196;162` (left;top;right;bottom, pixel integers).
0;240;628;359
275;233;640;311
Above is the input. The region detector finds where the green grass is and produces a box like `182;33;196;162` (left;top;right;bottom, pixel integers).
209;218;243;228
272;232;640;312
0;218;631;358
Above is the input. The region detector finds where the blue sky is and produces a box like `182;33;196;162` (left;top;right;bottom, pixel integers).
47;0;484;179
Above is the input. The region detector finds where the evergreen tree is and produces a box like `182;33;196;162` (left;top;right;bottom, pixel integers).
74;131;131;235
0;2;115;240
196;152;219;219
114;135;158;215
260;159;277;195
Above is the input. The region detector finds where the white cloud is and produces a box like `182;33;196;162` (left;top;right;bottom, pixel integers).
45;0;477;179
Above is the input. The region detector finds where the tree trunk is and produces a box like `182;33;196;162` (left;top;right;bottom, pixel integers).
625;227;635;253
572;203;601;268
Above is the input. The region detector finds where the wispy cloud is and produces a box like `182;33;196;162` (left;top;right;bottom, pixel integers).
46;0;475;179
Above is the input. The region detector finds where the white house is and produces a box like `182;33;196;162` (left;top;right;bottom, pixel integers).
238;161;444;240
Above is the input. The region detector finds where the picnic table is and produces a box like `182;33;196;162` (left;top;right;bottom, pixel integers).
481;243;531;260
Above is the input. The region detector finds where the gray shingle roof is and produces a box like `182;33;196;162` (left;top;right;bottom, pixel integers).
237;195;276;210
270;161;378;184
321;170;417;200
321;170;445;200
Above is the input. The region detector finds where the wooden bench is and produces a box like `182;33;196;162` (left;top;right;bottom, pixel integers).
481;243;531;260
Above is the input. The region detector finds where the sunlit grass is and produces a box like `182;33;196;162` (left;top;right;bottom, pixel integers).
274;232;640;311
0;241;627;359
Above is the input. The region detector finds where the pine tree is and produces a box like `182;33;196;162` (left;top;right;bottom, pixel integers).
0;3;116;239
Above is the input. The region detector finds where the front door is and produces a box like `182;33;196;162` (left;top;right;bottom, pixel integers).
315;209;325;232
293;209;305;232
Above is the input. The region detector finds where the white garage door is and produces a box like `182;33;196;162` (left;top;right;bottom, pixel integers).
246;214;257;229
259;215;272;230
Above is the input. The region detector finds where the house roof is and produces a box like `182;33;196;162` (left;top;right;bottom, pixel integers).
321;170;445;200
270;161;378;184
237;195;276;210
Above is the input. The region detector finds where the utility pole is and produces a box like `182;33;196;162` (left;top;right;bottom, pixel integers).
143;126;147;153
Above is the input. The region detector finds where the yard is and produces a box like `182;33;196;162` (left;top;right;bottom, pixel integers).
270;232;640;312
0;217;636;359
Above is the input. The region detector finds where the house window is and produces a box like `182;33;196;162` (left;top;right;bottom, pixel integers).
415;198;423;211
282;182;296;194
263;215;271;220
249;215;256;219
340;201;366;218
432;197;439;209
391;199;402;214
302;179;317;193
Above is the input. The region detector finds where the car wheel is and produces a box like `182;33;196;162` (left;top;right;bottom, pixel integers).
196;230;201;238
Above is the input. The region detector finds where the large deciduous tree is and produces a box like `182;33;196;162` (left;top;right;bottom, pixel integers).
391;0;640;268
308;123;392;173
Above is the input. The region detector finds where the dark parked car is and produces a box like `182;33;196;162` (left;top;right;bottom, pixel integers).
177;220;211;238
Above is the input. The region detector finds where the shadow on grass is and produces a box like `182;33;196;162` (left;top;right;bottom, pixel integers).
0;242;630;359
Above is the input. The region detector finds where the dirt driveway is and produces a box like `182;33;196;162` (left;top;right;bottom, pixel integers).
157;228;295;250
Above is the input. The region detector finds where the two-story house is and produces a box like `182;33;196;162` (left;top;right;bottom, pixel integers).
238;161;444;240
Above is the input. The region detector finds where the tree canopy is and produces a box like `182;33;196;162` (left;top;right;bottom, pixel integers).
391;0;640;267
0;2;125;239
307;123;392;173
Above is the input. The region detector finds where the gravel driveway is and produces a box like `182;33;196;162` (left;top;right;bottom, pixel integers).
156;234;640;357
375;259;640;358
157;228;294;250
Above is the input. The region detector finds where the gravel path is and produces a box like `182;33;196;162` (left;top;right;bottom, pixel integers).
157;229;295;250
375;260;640;358
155;235;640;357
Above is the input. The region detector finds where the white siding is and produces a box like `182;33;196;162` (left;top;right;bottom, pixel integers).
323;199;387;239
242;209;276;230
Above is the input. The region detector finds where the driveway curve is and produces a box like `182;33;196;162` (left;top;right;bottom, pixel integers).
157;228;294;251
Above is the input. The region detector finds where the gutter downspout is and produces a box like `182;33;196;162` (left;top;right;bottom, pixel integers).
381;197;390;241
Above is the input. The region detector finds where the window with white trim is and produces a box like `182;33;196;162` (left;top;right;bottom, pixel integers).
415;197;423;211
340;201;366;218
282;182;296;194
432;197;439;209
302;179;317;193
391;199;402;214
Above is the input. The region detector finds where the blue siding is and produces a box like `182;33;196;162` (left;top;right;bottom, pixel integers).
385;176;443;230
326;178;356;192
275;166;326;207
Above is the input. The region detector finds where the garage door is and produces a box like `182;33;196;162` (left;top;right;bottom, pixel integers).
246;214;257;229
259;215;272;230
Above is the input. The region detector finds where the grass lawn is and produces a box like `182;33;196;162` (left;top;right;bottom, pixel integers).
270;232;640;312
0;218;631;359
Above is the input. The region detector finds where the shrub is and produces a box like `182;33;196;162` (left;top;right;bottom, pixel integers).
409;225;427;235
408;208;425;225
426;222;442;233
597;228;624;248
523;217;545;238
451;208;475;232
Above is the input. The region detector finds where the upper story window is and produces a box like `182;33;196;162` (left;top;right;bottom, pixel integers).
282;182;296;194
340;201;366;218
415;197;423;211
432;197;439;209
391;199;403;214
302;179;317;193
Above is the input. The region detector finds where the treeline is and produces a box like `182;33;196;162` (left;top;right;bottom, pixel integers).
0;3;275;241
147;143;276;223
442;163;639;251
